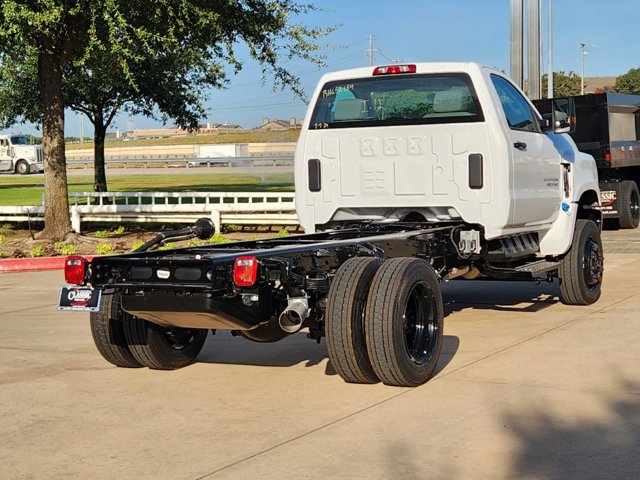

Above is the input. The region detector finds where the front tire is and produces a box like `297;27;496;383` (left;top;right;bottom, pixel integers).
90;293;142;368
365;258;444;387
559;219;603;305
326;257;382;384
619;180;639;229
123;316;208;370
15;160;30;175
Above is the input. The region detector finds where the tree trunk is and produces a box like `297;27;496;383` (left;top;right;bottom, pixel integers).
93;112;108;192
36;49;72;240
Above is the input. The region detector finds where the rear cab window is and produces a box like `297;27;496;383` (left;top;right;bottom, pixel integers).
309;73;484;130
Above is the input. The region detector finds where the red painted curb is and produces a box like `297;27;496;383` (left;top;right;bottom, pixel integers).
0;256;94;274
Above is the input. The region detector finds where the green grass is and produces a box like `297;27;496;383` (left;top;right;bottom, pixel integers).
0;172;294;206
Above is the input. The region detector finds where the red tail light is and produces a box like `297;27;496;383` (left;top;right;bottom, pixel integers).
65;256;86;285
605;152;611;164
233;256;258;287
373;64;417;76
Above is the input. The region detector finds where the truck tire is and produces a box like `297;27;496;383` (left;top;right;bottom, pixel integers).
15;160;30;175
559;219;603;305
365;258;444;387
326;256;382;384
123;316;207;370
90;293;142;368
619;180;639;229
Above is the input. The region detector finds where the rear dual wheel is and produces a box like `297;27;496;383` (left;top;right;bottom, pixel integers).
325;257;444;387
90;293;207;369
365;258;444;387
90;293;142;368
123;317;208;370
619;180;639;229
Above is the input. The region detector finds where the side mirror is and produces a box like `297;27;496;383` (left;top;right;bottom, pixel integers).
551;97;576;134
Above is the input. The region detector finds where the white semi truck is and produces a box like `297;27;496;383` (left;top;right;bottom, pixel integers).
0;134;44;174
60;63;604;387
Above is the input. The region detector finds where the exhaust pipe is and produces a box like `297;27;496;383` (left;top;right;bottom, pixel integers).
278;297;310;333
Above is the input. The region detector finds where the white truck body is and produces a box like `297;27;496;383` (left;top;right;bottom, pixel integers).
195;143;249;158
294;62;599;256
0;135;44;174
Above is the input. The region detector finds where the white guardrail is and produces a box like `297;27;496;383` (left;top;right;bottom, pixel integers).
0;191;299;233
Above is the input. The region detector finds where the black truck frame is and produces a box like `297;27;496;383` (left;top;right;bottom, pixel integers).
65;213;603;388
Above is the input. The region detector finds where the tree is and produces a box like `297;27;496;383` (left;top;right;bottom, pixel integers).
541;71;582;98
0;1;330;238
0;2;91;240
614;68;640;94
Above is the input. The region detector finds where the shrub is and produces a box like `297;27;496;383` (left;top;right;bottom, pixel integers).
209;234;230;244
276;228;290;237
54;242;76;255
131;240;145;252
31;245;45;257
0;234;6;244
186;239;205;247
95;243;114;255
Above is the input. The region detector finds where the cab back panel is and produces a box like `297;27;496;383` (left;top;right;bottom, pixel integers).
295;123;497;230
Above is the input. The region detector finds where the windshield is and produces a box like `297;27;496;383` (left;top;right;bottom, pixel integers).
309;73;483;130
10;136;27;145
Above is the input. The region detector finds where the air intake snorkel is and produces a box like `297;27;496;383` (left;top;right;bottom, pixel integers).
133;218;215;252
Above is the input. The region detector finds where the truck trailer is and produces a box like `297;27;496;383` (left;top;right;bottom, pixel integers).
60;63;604;388
535;92;640;229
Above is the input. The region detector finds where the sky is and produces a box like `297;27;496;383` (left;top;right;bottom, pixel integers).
4;0;640;138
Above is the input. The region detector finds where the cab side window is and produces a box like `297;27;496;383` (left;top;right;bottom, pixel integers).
490;74;538;132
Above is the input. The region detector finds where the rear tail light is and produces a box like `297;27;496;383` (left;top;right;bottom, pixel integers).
233;256;258;287
65;256;86;285
373;64;417;76
605;152;611;164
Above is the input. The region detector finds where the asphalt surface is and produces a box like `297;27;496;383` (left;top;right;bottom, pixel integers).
0;232;639;479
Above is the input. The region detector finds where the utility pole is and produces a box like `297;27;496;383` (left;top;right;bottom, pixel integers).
580;42;589;94
79;112;84;143
367;34;378;66
547;0;553;98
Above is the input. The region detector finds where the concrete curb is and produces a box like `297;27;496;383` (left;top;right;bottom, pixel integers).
0;256;68;273
0;256;94;274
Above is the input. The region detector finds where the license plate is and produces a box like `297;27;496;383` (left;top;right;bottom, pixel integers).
58;286;101;312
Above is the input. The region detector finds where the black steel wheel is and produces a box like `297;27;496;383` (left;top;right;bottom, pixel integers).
619;180;639;229
90;293;142;368
559;219;603;305
325;256;383;384
365;258;444;387
123;316;207;370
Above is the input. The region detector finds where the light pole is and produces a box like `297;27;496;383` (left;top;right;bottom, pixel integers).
580;42;589;95
547;0;553;98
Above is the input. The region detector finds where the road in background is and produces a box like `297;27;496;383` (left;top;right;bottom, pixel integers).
1;232;639;479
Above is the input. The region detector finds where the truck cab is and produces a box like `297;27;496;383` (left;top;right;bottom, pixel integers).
0;135;44;174
295;62;600;256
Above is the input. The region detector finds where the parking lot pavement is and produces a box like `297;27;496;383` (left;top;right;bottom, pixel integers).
1;253;639;479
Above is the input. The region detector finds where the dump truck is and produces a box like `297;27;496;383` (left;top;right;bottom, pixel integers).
535;92;640;229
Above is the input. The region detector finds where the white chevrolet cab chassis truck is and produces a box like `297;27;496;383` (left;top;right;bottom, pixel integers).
61;63;603;387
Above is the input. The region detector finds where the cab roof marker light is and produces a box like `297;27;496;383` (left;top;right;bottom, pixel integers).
373;64;417;76
233;256;259;287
